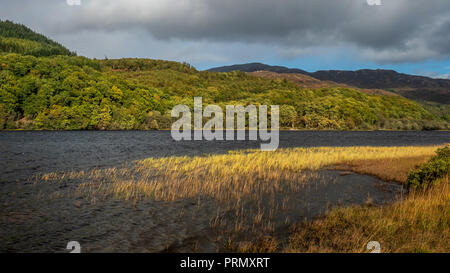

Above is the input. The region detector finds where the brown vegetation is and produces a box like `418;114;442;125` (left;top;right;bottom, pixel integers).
37;145;449;252
333;156;432;183
248;70;398;96
287;177;449;253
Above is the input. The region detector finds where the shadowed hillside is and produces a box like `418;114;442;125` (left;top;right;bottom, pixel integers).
0;20;75;57
248;71;398;96
208;62;308;74
310;69;450;104
209;63;450;104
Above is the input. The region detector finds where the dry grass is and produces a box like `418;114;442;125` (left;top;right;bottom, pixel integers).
287;177;449;253
333;156;432;183
40;145;441;202
38;145;448;252
236;236;279;253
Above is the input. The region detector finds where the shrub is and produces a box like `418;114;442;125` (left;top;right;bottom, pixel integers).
406;147;449;189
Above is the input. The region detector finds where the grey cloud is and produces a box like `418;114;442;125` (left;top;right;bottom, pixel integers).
0;0;449;63
429;18;450;55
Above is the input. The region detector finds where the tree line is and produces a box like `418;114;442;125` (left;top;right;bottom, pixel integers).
0;20;75;57
0;54;447;131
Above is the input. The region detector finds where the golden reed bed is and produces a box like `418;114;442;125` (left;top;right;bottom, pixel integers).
41;146;440;201
39;145;449;253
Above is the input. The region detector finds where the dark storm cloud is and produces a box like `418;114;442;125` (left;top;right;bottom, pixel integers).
429;18;450;55
1;0;449;63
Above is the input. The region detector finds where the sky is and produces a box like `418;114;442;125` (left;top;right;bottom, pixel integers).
1;0;450;78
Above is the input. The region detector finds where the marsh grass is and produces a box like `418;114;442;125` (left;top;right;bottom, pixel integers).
287;177;449;253
40;146;439;197
333;156;432;183
38;145;447;252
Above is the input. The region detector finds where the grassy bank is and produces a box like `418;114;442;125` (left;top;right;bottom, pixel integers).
287;177;449;253
39;145;449;252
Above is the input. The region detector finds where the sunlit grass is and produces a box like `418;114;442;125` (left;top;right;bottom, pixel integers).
40;145;440;201
287;176;449;253
333;156;432;183
38;145;447;252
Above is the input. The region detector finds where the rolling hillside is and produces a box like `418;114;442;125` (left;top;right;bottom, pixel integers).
247;71;398;96
209;63;450;104
310;69;450;104
208;62;308;75
1;54;446;131
0;21;448;131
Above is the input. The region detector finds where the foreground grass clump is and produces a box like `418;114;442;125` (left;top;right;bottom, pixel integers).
287;177;449;253
406;146;450;189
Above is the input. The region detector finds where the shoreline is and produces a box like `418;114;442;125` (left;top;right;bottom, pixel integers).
2;145;447;252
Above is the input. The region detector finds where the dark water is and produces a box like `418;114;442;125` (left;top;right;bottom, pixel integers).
0;130;448;252
0;169;403;253
1;130;449;183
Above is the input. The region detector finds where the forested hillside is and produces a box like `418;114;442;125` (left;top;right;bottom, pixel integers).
0;20;75;57
0;54;447;131
0;20;447;131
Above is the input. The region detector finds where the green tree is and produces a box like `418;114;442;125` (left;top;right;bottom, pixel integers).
279;105;297;128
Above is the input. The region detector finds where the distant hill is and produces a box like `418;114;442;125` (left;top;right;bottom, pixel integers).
0;20;75;57
310;69;450;104
208;62;308;74
209;63;450;104
247;70;330;88
248;71;398;97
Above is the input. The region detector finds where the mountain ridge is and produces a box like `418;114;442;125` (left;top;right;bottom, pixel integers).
208;63;450;104
247;71;398;97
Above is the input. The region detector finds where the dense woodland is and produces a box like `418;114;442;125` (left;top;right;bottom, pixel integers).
0;20;448;131
0;20;75;57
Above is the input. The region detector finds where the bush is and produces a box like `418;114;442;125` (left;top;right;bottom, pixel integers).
406;147;449;189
